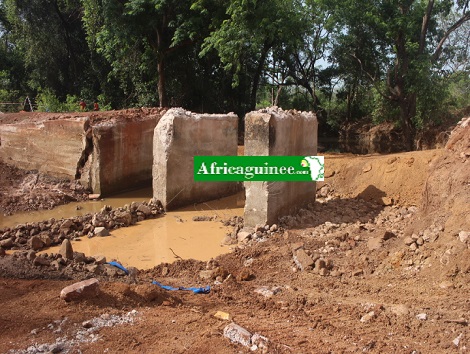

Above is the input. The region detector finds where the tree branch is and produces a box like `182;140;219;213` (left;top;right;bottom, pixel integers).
432;10;470;62
349;53;394;101
419;0;434;54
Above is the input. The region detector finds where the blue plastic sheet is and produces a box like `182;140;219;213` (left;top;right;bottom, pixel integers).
152;280;210;294
107;261;129;275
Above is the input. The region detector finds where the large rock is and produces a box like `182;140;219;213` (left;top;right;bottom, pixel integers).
60;278;100;302
59;239;74;260
94;227;110;237
113;210;132;226
28;236;44;251
0;238;14;249
223;323;252;347
293;248;314;271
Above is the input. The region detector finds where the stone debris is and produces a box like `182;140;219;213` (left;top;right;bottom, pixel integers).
0;199;164;251
8;310;139;354
33;256;50;267
237;231;251;243
404;236;414;246
254;286;282;298
93;226;110;237
223;323;252;347
214;311;232;321
59;239;74;260
416;313;428;321
28;236;43;251
459;231;469;244
452;333;463;347
60;278;100;302
0;237;13;248
192;215;215;222
292;246;314;271
238;268;253;281
223;322;269;352
94;255;107;264
251;333;269;352
360;311;376;323
389;304;410;316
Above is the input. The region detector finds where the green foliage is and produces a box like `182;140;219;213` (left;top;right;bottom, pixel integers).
97;94;112;111
0;71;18;103
0;0;469;144
4;0;94;98
35;88;62;112
36;89;82;112
325;0;470;149
446;71;470;109
64;94;82;112
82;0;202;107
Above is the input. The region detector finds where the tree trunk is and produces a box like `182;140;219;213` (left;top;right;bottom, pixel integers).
249;44;270;110
346;86;352;122
274;86;282;106
398;93;416;151
157;54;167;107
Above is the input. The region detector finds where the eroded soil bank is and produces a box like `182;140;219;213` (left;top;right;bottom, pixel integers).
0;118;469;353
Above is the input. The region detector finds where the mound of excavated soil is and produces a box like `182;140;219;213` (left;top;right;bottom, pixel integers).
0;161;90;215
419;117;470;237
318;149;443;207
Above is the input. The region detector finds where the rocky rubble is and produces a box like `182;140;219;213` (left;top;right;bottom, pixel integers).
8;310;140;354
0;162;91;215
0;199;164;252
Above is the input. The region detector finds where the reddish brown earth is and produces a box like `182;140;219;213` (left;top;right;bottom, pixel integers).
0;161;90;215
0;116;469;354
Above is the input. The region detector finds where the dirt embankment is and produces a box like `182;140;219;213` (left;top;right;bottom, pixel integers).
0;117;469;354
338;119;457;154
0;161;90;215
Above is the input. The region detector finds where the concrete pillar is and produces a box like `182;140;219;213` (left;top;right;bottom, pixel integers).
244;108;318;228
153;108;239;210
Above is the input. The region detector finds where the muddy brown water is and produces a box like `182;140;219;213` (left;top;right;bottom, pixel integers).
1;189;245;269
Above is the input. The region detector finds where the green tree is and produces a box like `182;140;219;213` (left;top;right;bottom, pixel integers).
0;1;25;109
4;0;94;99
328;0;470;150
82;0;203;107
197;0;306;111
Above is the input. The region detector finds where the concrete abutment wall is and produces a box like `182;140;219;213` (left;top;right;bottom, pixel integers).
0;107;319;226
153;108;239;210
244;108;318;228
89;118;158;195
0;110;162;196
0;117;89;179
